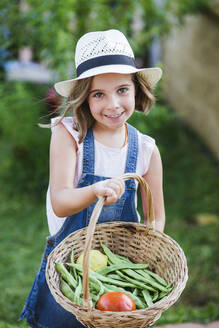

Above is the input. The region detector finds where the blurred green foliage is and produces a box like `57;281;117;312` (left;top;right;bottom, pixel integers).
0;0;213;77
0;81;50;196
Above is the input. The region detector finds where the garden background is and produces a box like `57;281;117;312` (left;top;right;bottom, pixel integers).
0;1;219;327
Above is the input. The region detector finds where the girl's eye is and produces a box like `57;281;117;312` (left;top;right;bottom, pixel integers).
118;87;128;94
94;92;103;98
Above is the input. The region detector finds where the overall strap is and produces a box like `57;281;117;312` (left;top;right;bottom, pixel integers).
125;123;138;173
125;123;139;189
82;128;95;174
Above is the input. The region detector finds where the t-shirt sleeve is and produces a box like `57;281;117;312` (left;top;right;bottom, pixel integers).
51;116;80;146
138;132;156;175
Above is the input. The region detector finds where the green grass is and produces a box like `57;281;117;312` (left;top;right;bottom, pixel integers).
0;105;219;326
0;195;48;327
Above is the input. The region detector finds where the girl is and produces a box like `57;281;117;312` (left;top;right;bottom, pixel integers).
20;29;165;328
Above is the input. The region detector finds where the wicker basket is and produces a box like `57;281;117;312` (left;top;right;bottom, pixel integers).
46;173;188;328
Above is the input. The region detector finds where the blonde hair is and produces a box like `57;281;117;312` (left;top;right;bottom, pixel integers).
42;73;155;143
134;73;155;113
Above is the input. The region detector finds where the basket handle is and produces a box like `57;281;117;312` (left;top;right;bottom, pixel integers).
82;173;155;309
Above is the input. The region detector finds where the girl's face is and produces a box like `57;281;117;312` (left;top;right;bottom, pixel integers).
88;73;135;131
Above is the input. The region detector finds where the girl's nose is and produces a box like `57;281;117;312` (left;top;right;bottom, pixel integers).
107;94;119;109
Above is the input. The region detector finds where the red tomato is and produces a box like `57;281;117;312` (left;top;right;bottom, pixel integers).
97;291;136;312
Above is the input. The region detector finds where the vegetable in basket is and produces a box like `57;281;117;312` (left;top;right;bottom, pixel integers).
97;291;136;312
76;249;108;272
56;242;173;311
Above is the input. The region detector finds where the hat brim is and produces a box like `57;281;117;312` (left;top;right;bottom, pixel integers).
54;65;162;97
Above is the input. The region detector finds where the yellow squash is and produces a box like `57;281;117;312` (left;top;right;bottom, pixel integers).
76;250;108;272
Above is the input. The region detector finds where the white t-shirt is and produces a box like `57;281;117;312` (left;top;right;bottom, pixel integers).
46;117;155;236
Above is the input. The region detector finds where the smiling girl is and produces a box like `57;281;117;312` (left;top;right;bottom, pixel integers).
20;29;165;328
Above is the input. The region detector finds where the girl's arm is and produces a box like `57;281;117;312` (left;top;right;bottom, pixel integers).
49;123;125;217
141;145;165;232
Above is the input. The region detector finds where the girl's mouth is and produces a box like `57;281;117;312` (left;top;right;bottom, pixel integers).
104;111;125;119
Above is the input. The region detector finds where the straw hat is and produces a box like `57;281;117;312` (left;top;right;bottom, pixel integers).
54;29;162;97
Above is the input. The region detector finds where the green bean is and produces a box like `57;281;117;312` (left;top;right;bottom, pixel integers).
94;272;138;289
143;269;168;287
123;269;168;292
110;252;133;264
66;262;136;289
56;262;77;289
79;270;105;297
93;277;105;298
133;288;138;296
60;278;75;303
70;249;78;282
90;292;100;303
116;270;156;292
66;262;113;296
97;262;149;275
157;284;173;300
158;290;169;300
100;242;135;264
142;289;153;307
88;278;103;294
106;273;124;281
63;261;105;306
116;254;132;263
100;242;168;292
100;242;166;289
152;290;159;302
167;283;173;290
74;276;82;305
100;242;121;264
101;242;168;286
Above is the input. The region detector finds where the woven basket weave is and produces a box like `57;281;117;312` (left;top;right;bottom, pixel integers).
46;173;188;328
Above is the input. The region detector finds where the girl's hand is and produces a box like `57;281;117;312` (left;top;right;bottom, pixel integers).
92;178;125;205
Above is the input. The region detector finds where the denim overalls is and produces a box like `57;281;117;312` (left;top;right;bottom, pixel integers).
19;123;139;328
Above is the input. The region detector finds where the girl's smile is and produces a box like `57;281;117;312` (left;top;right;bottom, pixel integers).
104;110;125;120
88;73;135;131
